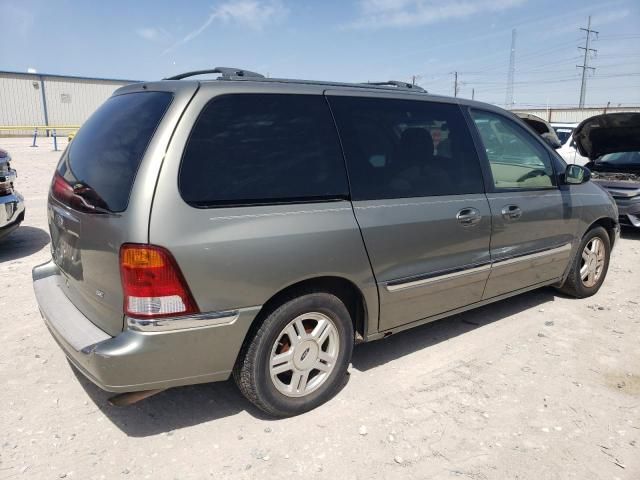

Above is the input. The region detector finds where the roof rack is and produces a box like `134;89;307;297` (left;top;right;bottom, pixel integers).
363;81;427;93
163;69;429;94
164;67;264;80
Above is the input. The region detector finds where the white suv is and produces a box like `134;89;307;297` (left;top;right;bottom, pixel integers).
552;122;589;165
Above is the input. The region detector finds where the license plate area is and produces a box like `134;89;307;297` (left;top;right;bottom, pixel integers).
49;204;84;280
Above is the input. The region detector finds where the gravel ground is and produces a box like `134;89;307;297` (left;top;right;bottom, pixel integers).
1;137;639;480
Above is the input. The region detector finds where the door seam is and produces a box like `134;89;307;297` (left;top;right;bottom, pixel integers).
322;91;381;335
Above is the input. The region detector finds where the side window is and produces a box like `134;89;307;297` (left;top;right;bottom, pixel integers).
470;110;555;190
328;96;484;200
179;94;348;206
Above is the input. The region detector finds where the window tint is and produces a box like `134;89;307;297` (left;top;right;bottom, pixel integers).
60;92;173;212
180;94;348;206
471;110;555;190
328;96;484;200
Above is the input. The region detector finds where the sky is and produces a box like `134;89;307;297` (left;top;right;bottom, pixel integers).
1;0;639;108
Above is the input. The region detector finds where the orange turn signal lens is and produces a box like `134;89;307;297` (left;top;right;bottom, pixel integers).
120;247;165;268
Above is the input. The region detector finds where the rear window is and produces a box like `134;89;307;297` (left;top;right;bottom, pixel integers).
179;94;349;207
553;127;573;144
58;91;173;212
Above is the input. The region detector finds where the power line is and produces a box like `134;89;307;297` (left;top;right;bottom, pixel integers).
577;16;598;108
598;34;640;40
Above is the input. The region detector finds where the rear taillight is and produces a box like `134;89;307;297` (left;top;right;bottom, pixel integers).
119;244;199;318
50;172;108;214
51;172;76;206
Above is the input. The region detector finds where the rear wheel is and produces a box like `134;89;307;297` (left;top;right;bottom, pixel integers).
558;226;611;298
234;292;353;417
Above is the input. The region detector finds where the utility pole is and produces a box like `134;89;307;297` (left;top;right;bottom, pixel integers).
453;71;459;97
412;75;416;86
577;16;598;108
472;88;475;100
505;28;516;108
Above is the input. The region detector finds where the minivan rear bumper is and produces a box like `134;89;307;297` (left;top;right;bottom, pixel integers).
32;260;260;393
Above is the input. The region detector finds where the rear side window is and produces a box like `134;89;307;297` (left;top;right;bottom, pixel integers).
59;91;173;212
179;94;348;207
328;96;484;200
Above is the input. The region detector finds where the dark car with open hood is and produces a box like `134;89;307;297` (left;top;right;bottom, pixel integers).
573;113;640;229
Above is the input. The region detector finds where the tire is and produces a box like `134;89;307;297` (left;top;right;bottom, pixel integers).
233;291;354;417
558;226;611;298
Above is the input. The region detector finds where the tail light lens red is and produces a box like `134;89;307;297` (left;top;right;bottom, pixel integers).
50;172;109;214
119;244;199;318
51;172;75;205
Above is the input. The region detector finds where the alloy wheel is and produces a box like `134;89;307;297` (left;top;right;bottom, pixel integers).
580;237;606;288
269;312;340;398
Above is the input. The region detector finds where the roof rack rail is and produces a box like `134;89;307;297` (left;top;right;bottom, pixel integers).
164;67;264;80
363;81;427;93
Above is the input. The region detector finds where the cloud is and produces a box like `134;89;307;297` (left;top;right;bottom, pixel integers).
163;0;288;54
137;28;160;41
214;0;288;29
346;0;527;29
592;9;631;27
0;3;35;37
535;7;631;39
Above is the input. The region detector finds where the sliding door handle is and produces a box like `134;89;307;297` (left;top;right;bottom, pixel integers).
456;207;482;226
501;205;522;220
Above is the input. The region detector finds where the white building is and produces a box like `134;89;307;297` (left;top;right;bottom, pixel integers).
510;106;640;123
0;70;137;134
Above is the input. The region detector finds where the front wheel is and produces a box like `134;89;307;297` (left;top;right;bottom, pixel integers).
234;292;353;417
558;226;611;298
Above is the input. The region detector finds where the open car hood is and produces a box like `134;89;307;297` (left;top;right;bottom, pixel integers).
573;112;640;160
515;113;562;148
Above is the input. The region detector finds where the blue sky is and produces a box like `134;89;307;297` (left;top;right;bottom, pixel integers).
1;0;639;107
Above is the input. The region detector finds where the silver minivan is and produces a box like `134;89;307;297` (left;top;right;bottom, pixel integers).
33;68;619;416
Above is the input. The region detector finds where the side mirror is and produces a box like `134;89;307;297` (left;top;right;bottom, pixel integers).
541;132;562;149
564;164;591;185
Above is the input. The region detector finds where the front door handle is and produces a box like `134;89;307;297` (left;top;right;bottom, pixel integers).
456;207;482;226
501;205;522;220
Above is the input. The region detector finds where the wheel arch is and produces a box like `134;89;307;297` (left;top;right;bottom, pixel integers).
585;216;618;248
246;276;370;347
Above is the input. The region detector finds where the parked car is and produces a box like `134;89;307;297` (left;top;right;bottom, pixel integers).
515;113;562;149
573;112;640;229
33;68;619;417
551;122;589;165
0;148;25;240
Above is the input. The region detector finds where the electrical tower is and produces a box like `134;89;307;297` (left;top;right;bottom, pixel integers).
577;16;598;108
453;71;459;97
505;29;516;108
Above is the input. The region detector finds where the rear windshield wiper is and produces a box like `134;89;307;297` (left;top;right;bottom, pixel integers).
72;182;114;214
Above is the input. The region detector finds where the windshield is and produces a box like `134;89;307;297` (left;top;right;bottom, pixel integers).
58;91;173;212
598;151;640;166
553;127;573;145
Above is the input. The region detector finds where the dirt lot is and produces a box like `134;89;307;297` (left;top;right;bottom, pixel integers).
1;137;639;480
